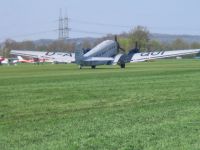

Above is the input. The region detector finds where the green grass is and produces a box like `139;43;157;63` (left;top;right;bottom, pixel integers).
0;60;200;150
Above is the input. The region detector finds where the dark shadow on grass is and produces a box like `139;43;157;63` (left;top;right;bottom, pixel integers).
85;67;121;70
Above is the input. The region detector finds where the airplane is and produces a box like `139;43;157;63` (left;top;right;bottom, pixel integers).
10;37;200;69
2;59;9;65
10;50;75;64
0;56;4;62
15;56;46;64
0;56;16;65
75;36;200;69
1;55;43;65
0;56;8;65
16;56;35;63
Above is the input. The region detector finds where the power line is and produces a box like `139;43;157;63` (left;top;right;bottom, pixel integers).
4;14;200;41
13;30;57;38
0;29;57;41
0;28;108;41
70;18;132;29
71;29;108;35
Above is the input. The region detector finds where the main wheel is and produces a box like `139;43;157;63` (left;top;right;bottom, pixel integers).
120;63;125;68
79;65;82;69
91;66;96;69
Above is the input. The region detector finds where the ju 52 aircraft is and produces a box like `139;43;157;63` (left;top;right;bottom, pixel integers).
11;36;200;69
75;36;200;69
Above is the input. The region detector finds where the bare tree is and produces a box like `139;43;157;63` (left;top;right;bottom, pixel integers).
171;38;189;50
129;26;150;51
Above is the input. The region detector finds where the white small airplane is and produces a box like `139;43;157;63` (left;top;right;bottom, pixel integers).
0;56;5;62
0;56;18;65
75;36;200;69
0;56;9;65
14;56;46;64
10;50;75;64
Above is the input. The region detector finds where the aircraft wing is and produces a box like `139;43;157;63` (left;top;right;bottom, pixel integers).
10;50;75;63
84;57;114;62
130;49;200;62
10;50;46;58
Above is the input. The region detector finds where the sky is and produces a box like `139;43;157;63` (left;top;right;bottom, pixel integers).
0;0;200;41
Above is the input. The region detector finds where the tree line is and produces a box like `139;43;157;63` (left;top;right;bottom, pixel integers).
118;26;200;52
1;26;200;57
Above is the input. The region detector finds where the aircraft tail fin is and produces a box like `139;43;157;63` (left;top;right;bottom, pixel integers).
75;43;84;64
17;56;24;61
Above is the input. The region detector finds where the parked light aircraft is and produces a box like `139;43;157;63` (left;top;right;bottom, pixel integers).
11;37;200;69
0;56;18;65
0;56;4;62
15;56;46;63
0;56;8;65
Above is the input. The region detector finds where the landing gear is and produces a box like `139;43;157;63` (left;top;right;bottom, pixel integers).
79;65;82;69
120;63;125;69
91;65;96;69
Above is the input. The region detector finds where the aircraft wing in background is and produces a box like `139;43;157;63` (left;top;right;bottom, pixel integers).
10;50;75;63
130;49;200;62
10;50;46;58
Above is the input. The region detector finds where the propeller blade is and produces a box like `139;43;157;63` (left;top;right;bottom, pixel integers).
114;35;126;53
135;42;138;49
119;47;126;52
114;35;118;42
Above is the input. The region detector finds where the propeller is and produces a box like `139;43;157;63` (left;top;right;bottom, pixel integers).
127;41;140;55
135;41;138;49
114;35;126;53
134;41;140;52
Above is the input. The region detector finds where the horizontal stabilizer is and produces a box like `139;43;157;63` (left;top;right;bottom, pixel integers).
84;57;114;62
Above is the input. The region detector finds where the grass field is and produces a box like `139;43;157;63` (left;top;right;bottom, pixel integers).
0;60;200;150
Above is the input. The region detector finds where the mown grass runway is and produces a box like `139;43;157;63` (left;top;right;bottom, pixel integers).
0;60;200;150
